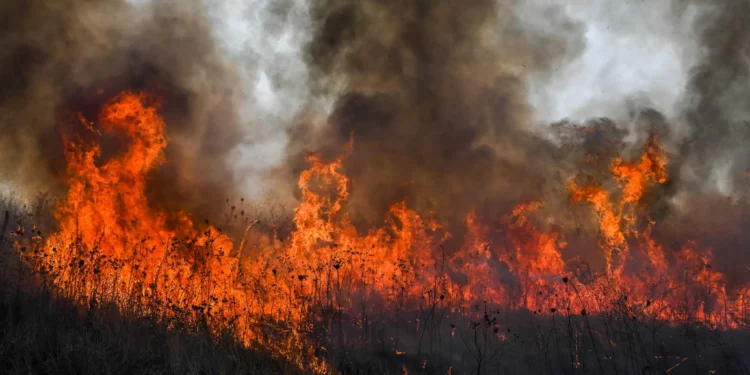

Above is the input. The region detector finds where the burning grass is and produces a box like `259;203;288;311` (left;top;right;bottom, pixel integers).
4;90;750;374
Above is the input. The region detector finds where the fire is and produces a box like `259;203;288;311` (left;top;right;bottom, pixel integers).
46;91;235;302
15;90;750;371
568;135;667;274
24;91;324;371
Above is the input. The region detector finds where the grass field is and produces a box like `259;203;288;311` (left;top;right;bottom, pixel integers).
2;194;749;375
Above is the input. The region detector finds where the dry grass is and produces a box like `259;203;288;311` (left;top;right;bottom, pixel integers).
1;194;750;375
0;289;309;375
0;196;313;375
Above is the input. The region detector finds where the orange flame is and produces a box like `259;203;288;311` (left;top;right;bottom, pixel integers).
568;135;667;274
16;92;750;371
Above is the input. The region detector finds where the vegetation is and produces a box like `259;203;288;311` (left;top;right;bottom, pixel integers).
0;195;308;375
2;192;749;375
1;91;748;374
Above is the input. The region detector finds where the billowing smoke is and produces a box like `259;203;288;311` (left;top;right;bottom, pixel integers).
0;0;747;252
287;0;586;229
275;0;749;273
0;0;248;221
660;0;750;286
678;0;750;200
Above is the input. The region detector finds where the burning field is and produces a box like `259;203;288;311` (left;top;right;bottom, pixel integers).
1;0;750;374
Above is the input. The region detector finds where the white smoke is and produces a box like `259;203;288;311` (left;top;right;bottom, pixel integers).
122;0;710;199
522;0;702;125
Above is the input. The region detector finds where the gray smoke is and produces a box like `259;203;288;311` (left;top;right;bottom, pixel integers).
678;0;750;200
0;0;250;221
0;0;747;255
286;0;587;229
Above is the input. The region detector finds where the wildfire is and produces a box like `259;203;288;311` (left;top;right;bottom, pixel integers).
568;135;667;274
15;90;750;371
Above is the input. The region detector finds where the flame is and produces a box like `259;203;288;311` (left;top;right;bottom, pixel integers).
15;91;750;371
568;135;667;274
26;91;325;371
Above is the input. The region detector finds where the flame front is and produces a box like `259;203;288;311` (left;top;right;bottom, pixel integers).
17;91;750;371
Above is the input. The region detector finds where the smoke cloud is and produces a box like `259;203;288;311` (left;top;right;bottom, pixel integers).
0;0;747;249
286;0;587;229
678;0;750;199
0;0;252;221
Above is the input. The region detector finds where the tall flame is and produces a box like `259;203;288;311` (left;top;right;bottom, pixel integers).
16;91;750;371
568;135;667;274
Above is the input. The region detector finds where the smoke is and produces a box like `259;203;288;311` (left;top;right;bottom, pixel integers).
202;0;316;198
528;0;750;202
2;2;750;364
0;0;747;241
287;0;587;228
678;0;750;200
0;0;251;220
649;0;750;286
526;1;700;124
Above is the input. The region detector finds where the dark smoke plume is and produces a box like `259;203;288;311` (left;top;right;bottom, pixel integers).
285;0;750;275
1;0;748;267
292;0;586;228
679;0;750;200
650;0;750;285
0;0;246;222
